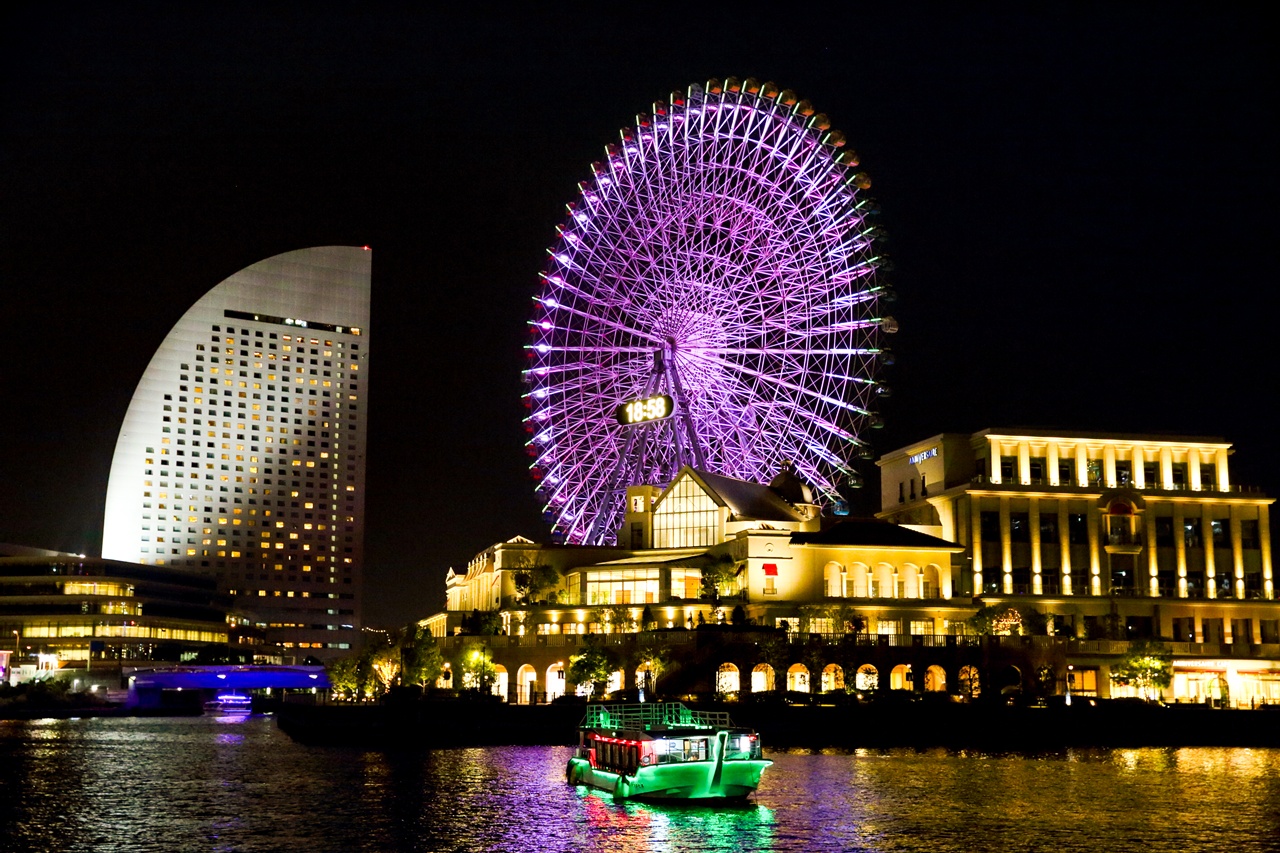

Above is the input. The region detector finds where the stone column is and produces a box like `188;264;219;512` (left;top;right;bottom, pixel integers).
1261;504;1273;600
970;496;983;594
1146;509;1159;596
1031;498;1043;595
1103;444;1117;489
1230;505;1245;600
1173;504;1188;598
1189;452;1202;492
1018;441;1031;485
1202;512;1216;599
1193;611;1203;644
1088;505;1102;596
1133;446;1146;489
1076;445;1089;488
1160;448;1174;490
990;440;1001;484
1000;497;1013;594
1047;443;1060;486
1217;449;1230;490
1059;501;1072;595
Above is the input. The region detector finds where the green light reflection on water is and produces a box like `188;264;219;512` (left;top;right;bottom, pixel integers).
576;786;776;853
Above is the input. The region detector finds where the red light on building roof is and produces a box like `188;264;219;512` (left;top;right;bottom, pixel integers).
362;245;370;251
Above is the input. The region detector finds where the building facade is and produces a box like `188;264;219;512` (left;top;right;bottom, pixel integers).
102;246;371;659
1;545;234;683
429;466;970;704
877;428;1279;705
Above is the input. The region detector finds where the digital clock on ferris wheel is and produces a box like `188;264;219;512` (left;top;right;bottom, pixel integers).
615;394;674;426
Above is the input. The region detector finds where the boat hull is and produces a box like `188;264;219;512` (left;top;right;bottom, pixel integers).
567;756;770;802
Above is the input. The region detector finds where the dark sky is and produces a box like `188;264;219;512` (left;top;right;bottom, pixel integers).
1;4;1275;627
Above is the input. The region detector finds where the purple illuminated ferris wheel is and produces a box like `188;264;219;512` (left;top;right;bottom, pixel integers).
524;77;896;545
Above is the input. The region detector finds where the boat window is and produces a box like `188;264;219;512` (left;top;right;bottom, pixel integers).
681;738;708;762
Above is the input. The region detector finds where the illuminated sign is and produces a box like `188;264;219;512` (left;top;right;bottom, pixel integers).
908;447;938;465
616;394;673;426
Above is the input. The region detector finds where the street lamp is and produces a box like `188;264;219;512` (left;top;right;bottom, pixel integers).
1066;664;1074;707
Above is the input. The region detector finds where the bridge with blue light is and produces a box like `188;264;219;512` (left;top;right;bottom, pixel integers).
125;665;329;709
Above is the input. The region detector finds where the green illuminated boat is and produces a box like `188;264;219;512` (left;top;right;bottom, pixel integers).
566;702;772;802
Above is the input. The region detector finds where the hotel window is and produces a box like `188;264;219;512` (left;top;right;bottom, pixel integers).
1067;513;1089;545
1009;513;1030;543
670;568;702;600
1058;460;1074;485
1200;463;1217;491
1211;520;1228;547
1028;459;1044;484
1241;520;1260;550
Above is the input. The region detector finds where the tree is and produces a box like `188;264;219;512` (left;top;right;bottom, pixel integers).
730;604;748;626
605;605;636;633
640;604;656;631
370;644;401;692
460;642;498;695
567;636;619;697
700;554;738;603
513;563;561;605
970;604;1046;636
823;603;866;637
632;638;670;694
756;633;790;691
1110;639;1173;701
326;656;360;701
400;623;444;687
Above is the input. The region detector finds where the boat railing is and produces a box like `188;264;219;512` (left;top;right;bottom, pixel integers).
583;702;732;731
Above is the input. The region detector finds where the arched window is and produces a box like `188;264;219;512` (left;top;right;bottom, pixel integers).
716;663;740;695
821;664;844;693
787;664;810;693
516;664;537;705
924;665;946;692
751;663;775;693
855;664;878;692
546;662;566;701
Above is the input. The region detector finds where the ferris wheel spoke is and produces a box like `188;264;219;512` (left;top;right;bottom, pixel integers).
682;349;874;418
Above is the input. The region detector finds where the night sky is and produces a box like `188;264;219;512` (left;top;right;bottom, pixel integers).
1;5;1274;627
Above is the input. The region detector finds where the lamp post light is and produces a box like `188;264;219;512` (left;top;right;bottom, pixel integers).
1066;664;1074;707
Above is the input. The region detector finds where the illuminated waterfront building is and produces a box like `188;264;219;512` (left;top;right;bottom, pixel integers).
877;428;1278;704
428;465;970;703
428;431;1279;707
101;247;371;659
1;544;233;679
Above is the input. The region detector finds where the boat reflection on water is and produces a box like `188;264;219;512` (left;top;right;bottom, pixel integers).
576;785;777;851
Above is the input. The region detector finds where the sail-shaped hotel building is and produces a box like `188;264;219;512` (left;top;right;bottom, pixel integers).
102;246;371;658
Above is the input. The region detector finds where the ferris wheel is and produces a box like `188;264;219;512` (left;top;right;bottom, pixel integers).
523;77;896;545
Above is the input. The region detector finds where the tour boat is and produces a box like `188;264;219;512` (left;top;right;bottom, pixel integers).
204;692;253;714
566;702;771;802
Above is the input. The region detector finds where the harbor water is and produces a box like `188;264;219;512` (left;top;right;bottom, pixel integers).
2;714;1278;852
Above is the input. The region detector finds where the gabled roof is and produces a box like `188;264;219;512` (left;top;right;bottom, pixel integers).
671;467;805;523
791;519;964;551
